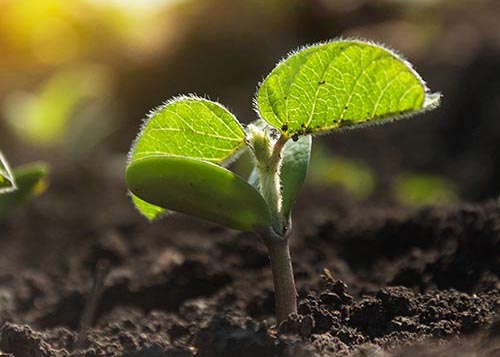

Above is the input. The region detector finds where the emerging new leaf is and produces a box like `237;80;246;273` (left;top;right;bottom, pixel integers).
0;162;50;217
0;151;16;194
126;156;271;231
257;40;441;138
128;96;246;220
248;132;312;219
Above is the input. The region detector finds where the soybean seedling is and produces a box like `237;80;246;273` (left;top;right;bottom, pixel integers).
126;39;440;322
0;151;16;194
0;150;50;218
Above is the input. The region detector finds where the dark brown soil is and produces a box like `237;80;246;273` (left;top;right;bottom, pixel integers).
0;165;498;356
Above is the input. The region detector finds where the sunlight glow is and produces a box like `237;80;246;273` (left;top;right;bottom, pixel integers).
84;0;188;12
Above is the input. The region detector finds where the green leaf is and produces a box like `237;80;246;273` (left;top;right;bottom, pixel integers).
126;156;271;231
128;96;247;220
257;40;440;137
130;194;166;221
280;135;312;217
130;96;246;162
0;151;16;194
0;162;50;217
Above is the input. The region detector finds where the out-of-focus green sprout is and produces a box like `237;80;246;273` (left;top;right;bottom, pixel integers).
394;173;458;207
0;151;16;194
3;65;113;151
0;151;50;217
309;147;375;200
0;162;50;218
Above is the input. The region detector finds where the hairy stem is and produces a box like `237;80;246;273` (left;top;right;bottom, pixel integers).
248;128;297;322
258;134;288;235
263;232;297;323
260;134;296;322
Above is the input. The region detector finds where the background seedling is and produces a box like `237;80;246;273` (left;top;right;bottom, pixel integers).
309;147;376;201
0;151;50;217
308;146;458;205
394;172;458;207
0;151;16;194
126;39;440;323
2;65;116;160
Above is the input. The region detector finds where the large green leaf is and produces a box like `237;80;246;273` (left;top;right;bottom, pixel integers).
257;40;440;138
0;162;49;217
0;151;16;194
128;96;246;220
126;156;271;231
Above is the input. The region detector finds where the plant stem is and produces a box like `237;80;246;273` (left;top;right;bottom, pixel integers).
269;134;287;173
264;234;297;323
258;134;288;235
264;134;297;322
249;128;297;323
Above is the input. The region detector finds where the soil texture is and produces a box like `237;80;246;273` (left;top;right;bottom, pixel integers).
0;168;498;356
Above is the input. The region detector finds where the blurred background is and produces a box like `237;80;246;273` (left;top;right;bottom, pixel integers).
1;0;499;212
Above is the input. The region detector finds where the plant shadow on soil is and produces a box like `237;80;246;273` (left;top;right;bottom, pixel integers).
0;164;498;357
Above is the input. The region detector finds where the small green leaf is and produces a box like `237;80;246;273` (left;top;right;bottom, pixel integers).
0;162;50;217
126;156;271;231
0;151;16;194
280;135;312;218
129;96;247;220
257;40;440;137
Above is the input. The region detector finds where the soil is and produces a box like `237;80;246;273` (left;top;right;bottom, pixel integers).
0;164;498;356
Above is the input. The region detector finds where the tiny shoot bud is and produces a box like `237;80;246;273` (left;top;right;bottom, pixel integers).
0;152;50;217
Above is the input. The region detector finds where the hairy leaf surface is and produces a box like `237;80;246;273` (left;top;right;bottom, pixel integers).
128;96;246;220
257;40;440;137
